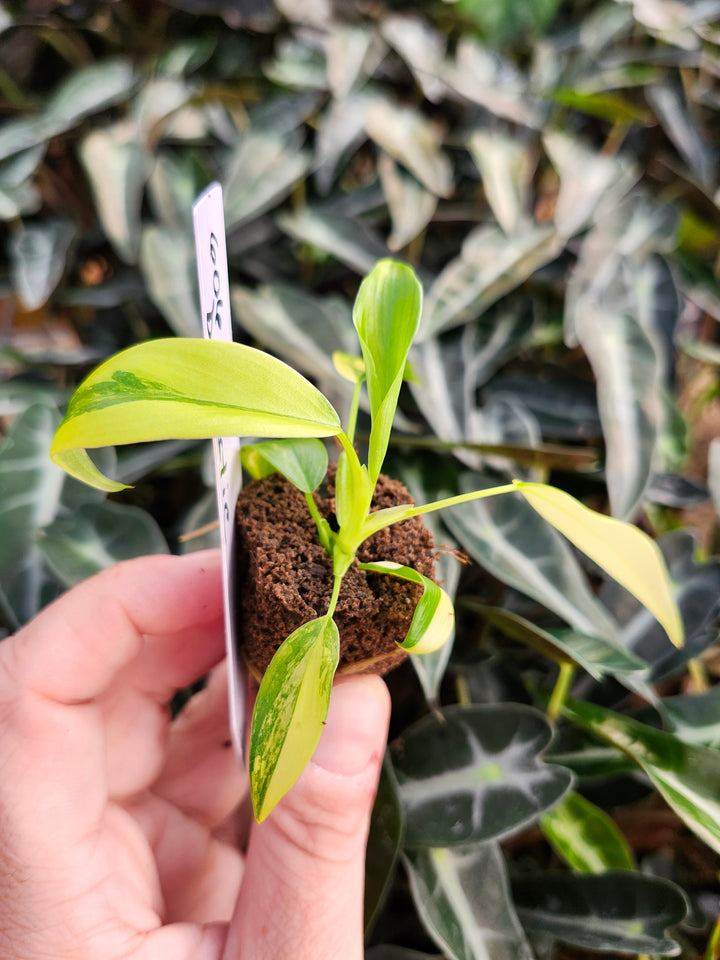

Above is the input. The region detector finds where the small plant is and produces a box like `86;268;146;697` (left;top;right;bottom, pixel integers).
50;258;682;820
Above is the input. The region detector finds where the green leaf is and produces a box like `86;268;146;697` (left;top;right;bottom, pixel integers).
0;60;136;162
79;125;150;264
513;871;687;956
353;259;423;483
241;438;328;494
139;226;200;337
390;704;573;847
419;223;561;339
358;561;454;654
438;476;622;645
540;791;635;874
250;615;339;821
514;481;684;648
601;530;719;684
365;758;405;937
0;404;65;627
551;88;653;125
334;445;374;544
9;219;75;310
466;130;534;236
36;502;170;587
663;685;720;749
0;404;113;626
231;283;357;404
378;153;438;252
389;459;462;707
564;698;720;856
278;207;392;276
223;132;311;229
564;198;676;519
332;350;365;384
405;843;535;960
365;100;452;197
470;604;648;680
454;0;560;45
51;338;342;491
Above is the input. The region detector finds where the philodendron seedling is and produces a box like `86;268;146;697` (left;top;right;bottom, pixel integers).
50;259;683;820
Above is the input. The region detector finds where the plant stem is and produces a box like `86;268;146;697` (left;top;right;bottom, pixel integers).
359;483;518;541
326;574;344;619
304;492;333;553
547;662;575;724
688;657;710;693
345;376;364;446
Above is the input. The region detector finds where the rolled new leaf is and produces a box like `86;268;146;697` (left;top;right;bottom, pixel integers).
358;561;454;654
353;259;422;485
250;615;339;821
51;338;342;491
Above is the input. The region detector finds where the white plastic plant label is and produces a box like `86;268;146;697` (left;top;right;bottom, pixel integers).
192;182;245;761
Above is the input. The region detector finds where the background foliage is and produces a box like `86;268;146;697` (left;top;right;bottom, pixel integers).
1;0;720;957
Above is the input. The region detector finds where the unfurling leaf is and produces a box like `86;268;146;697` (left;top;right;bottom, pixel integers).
514;481;683;648
250;615;339;821
359;561;453;654
353;259;422;483
51;338;342;491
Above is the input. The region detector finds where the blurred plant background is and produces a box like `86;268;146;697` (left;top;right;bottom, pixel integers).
2;0;720;957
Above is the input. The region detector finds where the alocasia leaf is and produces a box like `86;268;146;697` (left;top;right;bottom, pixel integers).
565;698;720;856
540;791;635;874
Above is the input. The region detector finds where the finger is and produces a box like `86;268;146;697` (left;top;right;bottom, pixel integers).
125;792;243;925
0;552;227;813
153;662;248;827
129;922;229;960
223;676;390;960
8;550;224;705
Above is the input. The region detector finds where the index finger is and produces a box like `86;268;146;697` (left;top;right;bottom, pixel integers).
6;550;225;704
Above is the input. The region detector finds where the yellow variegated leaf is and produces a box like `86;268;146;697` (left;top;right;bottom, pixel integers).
359;560;454;653
514;481;683;648
50;338;342;490
250;615;339;821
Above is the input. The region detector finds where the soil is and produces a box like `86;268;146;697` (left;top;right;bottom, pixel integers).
235;465;437;679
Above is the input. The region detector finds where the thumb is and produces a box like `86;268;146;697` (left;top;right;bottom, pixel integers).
224;675;391;960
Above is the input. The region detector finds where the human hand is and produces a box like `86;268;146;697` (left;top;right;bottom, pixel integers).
0;551;390;960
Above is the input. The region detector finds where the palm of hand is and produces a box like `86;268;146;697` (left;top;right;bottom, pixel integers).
0;556;244;960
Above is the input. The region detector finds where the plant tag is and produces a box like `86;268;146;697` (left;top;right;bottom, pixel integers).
192;182;245;761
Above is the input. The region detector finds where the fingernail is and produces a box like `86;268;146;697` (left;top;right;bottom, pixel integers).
311;677;388;777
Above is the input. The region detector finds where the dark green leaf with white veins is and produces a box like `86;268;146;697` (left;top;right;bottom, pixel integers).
250;615;339;821
512;871;687;956
564;698;720;856
470;604;648;681
365;758;405;937
36;502;169;588
353;259;422;484
390;704;573;847
241;438;328;493
405;842;534;960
